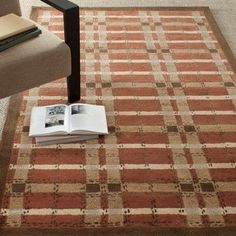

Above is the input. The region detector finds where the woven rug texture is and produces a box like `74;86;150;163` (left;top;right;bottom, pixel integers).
0;7;236;234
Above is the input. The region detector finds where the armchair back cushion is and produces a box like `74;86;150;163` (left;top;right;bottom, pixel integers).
0;0;21;17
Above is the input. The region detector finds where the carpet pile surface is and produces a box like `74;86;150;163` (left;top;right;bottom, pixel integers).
0;7;236;234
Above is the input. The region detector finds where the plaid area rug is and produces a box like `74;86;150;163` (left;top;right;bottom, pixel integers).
0;7;236;235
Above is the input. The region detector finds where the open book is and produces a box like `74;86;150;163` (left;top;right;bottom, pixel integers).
29;103;108;137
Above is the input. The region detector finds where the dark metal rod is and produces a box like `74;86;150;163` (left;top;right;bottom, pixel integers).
41;0;80;103
64;7;80;103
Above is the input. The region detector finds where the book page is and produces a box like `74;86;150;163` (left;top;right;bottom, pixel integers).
29;104;69;136
35;134;99;146
68;103;108;134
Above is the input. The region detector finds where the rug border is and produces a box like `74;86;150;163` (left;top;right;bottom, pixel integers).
0;94;23;208
1;226;236;236
1;6;236;236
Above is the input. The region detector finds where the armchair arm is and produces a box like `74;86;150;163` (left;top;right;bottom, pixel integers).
41;0;80;103
41;0;78;12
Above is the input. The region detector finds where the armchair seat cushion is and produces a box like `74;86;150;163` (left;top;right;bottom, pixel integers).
0;21;71;98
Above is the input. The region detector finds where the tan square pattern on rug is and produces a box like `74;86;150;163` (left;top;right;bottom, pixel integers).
0;7;236;235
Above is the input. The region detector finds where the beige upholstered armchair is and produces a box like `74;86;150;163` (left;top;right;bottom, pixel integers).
0;0;80;103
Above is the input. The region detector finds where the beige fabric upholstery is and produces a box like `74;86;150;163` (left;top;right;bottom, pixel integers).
0;0;21;16
0;1;72;99
0;22;71;98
